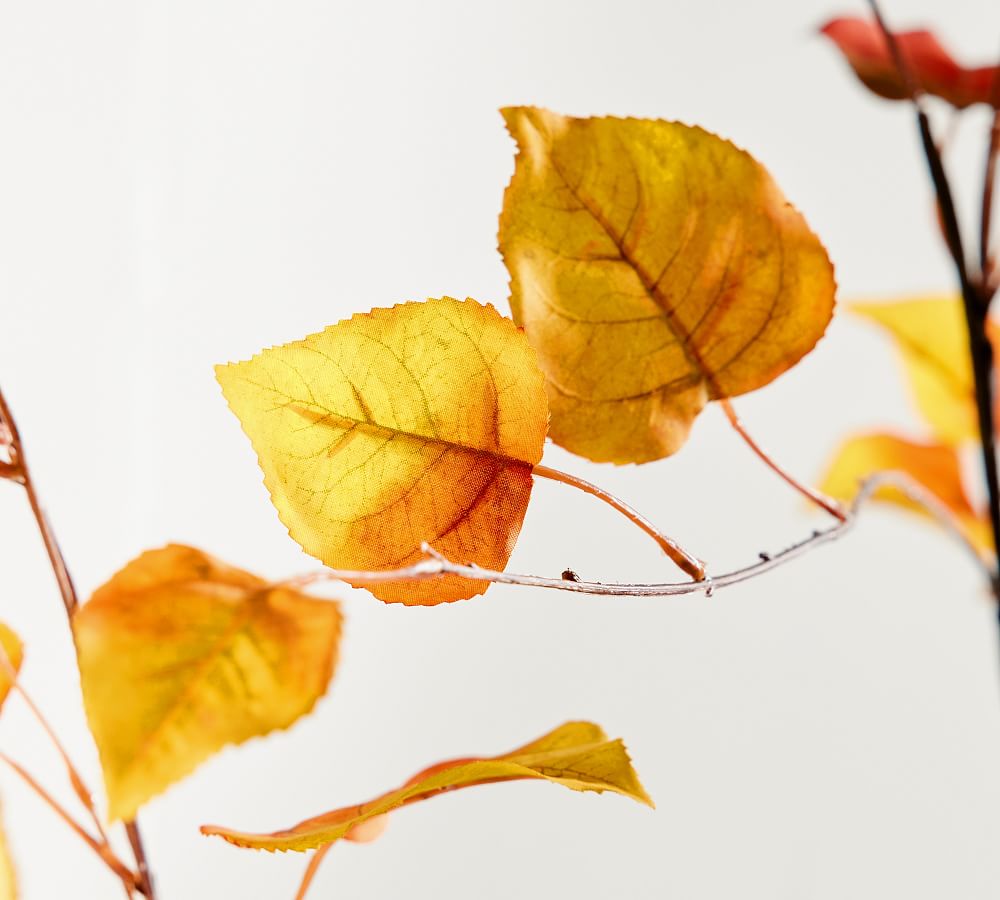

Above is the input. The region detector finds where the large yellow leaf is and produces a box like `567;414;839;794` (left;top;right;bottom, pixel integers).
74;545;342;822
216;297;548;605
499;106;835;464
819;433;991;551
851;296;1000;444
0;624;23;711
201;721;652;852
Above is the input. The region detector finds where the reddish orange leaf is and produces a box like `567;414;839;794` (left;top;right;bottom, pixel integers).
821;16;1000;109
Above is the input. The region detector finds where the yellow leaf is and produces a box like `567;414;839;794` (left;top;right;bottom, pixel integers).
0;624;23;711
850;296;999;444
216;297;548;605
819;433;991;550
0;800;15;900
499;106;835;464
74;545;342;822
201;721;652;852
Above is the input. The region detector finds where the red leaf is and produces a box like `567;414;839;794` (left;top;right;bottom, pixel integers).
820;16;999;109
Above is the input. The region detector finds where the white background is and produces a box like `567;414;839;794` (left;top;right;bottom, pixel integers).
2;0;1000;897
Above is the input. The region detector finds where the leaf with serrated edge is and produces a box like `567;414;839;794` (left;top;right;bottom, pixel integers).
819;432;991;550
74;544;342;822
499;106;835;464
851;296;1000;445
216;297;548;605
201;721;652;852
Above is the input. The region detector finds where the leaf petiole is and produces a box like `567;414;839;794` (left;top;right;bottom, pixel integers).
294;843;333;900
531;464;706;579
719;399;846;521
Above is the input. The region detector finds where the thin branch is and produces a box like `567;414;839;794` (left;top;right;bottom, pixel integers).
0;386;79;617
718;399;846;521
0;383;157;897
288;472;991;599
0;753;138;892
982;105;1000;290
866;1;1000;597
0;634;108;845
532;464;706;579
294;843;333;900
125;822;154;900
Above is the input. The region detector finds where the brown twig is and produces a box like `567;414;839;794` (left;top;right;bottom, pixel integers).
532;464;706;579
125;822;154;899
866;1;1000;598
0;753;137;892
982;105;1000;291
719;399;846;521
294;843;334;900
288;472;990;599
0;386;78;617
0;384;157;897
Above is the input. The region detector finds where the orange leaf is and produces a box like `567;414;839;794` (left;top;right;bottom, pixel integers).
499;107;835;464
819;433;991;551
821;16;1000;109
74;545;342;822
201;721;652;852
216;298;548;604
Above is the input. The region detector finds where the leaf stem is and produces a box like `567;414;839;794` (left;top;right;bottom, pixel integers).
532;464;706;580
0;752;138;892
294;843;333;900
0;384;157;897
125;822;154;900
718;399;846;521
982;104;1000;290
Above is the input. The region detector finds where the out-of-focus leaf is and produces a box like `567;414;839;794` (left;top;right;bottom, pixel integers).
0;624;23;712
819;433;991;550
821;16;1000;109
499;106;835;464
851;296;1000;444
74;545;342;822
201;721;652;852
0;799;15;900
216;297;548;604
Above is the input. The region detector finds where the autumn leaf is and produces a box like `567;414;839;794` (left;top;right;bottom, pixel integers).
201;720;652;852
0;624;23;711
74;544;342;822
216;297;548;605
0;800;14;900
499;106;835;464
819;433;991;551
820;16;1000;109
850;296;1000;444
